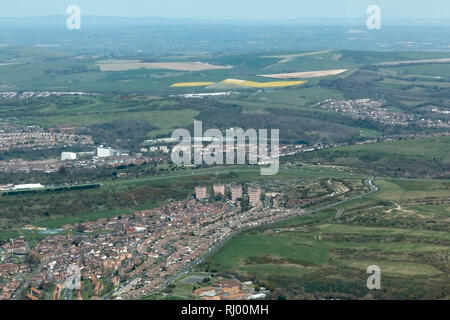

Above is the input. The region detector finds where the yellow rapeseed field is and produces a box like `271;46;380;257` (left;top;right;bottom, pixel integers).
171;79;307;88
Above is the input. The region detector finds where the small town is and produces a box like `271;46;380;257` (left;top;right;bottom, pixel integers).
1;1;450;312
0;91;93;99
315;99;450;128
0;182;296;300
0;124;94;152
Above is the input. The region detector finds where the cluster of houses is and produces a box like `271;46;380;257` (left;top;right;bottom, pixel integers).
0;124;93;151
0;189;294;300
0;238;31;299
1;238;28;255
0;91;91;99
315;98;450;129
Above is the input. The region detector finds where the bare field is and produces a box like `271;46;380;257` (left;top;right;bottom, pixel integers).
97;60;232;72
259;69;348;79
264;50;331;63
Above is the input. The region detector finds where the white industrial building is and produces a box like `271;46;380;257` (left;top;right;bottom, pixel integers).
61;152;77;161
247;293;267;300
97;146;119;158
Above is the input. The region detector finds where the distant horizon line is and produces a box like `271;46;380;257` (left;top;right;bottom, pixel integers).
1;15;450;22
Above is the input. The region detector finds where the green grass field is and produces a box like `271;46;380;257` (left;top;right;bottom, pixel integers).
4;47;449;94
385;63;450;78
293;136;450;179
195;176;449;299
369;179;450;201
335;137;450;162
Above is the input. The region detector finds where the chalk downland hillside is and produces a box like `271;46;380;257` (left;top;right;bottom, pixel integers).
196;177;450;300
289;136;450;178
259;69;348;79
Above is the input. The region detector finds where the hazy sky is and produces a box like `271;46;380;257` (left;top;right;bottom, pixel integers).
1;0;449;20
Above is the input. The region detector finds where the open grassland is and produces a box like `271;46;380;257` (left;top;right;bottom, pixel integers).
3;47;450;95
292;136;450;178
240;263;318;279
216;86;345;111
264;51;332;63
35;108;198;138
0;94;199;138
369;179;450;202
316;223;450;241
197;176;450;299
375;58;450;67
261;51;354;73
204;232;330;272
335;137;450;161
382;63;450;78
335;259;442;277
378;77;450;88
0;59;104;90
0;45;75;61
170;82;216;87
